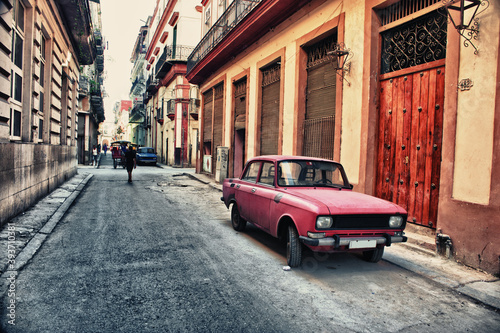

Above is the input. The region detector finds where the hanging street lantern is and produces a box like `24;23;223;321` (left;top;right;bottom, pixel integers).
442;0;490;54
328;43;353;85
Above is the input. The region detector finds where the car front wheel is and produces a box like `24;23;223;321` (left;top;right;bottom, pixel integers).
363;247;384;263
287;224;302;267
231;204;246;231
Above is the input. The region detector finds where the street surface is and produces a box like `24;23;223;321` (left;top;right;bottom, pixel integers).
1;156;500;332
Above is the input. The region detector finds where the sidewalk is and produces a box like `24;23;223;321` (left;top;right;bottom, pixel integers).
1;165;499;311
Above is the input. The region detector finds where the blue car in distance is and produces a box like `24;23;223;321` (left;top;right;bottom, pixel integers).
136;147;157;166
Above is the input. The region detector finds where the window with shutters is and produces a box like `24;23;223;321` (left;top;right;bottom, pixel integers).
303;34;337;160
260;63;280;156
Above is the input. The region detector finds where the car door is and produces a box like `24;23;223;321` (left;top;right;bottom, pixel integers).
235;161;261;222
251;161;276;231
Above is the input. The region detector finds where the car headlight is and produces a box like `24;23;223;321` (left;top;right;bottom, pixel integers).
316;216;333;229
389;216;403;228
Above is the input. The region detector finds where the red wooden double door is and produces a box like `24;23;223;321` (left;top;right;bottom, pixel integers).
375;65;445;228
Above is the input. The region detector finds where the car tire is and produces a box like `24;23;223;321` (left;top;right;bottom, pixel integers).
363;247;384;263
231;204;246;231
287;224;302;268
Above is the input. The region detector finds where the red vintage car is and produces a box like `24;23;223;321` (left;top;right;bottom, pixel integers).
222;155;408;267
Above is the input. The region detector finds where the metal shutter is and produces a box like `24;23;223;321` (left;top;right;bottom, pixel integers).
260;64;280;156
203;90;212;143
234;79;246;130
303;35;337;160
212;83;224;174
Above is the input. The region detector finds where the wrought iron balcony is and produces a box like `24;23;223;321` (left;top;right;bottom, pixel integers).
79;75;89;95
55;0;96;65
130;75;146;96
166;100;175;120
146;75;158;92
155;45;195;79
189;98;200;120
187;0;262;74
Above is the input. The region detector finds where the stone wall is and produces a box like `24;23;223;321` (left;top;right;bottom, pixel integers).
0;143;77;227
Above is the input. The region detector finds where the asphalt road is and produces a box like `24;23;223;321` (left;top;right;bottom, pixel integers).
1;162;500;332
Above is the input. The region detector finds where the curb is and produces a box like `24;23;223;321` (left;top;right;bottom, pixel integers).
0;173;93;296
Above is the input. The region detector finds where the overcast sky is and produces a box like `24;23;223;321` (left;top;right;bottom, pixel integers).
100;0;157;119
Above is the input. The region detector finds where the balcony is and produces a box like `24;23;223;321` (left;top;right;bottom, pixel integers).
146;75;158;92
130;75;146;96
187;0;261;76
55;0;96;65
157;105;164;124
155;45;195;79
96;55;104;73
189;98;200;120
166;100;175;120
78;75;89;97
187;0;309;84
129;105;144;123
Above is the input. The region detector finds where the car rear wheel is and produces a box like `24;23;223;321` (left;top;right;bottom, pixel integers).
231;204;246;231
362;247;384;263
287;224;302;267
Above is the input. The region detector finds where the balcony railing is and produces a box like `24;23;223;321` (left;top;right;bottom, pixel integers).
189;98;199;120
146;75;158;92
130;75;146;96
187;0;262;73
166;100;175;119
79;75;89;93
155;45;195;79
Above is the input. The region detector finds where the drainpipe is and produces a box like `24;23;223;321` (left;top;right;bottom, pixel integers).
436;229;453;259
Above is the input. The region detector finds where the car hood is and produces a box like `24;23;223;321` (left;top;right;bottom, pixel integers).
289;188;406;215
137;153;156;157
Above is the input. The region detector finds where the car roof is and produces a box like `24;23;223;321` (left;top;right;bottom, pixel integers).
246;155;339;163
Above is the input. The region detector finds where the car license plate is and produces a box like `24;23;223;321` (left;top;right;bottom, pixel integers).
349;239;376;249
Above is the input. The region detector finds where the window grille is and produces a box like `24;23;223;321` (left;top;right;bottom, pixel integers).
377;0;441;26
380;10;447;74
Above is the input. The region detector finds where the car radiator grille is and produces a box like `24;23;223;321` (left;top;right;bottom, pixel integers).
332;215;392;229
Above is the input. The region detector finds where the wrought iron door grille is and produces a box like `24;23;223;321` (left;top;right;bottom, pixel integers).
380;10;447;74
377;0;441;26
303;116;334;160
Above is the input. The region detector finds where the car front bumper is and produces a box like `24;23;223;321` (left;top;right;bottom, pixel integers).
299;234;407;248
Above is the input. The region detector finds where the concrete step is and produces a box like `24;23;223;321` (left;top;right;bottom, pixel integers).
401;222;437;256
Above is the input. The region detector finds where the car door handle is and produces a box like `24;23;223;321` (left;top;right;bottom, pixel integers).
251;188;256;193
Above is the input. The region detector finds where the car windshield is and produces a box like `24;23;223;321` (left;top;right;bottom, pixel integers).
277;160;348;188
138;148;154;154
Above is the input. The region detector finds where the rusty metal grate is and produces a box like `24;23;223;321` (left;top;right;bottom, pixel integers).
303;115;335;160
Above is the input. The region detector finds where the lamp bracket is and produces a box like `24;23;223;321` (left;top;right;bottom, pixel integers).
443;0;489;55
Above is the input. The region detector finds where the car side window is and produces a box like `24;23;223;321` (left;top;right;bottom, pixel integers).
242;162;260;183
258;162;275;186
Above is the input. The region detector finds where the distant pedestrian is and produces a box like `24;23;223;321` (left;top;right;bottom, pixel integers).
92;145;98;166
103;143;108;156
125;146;137;183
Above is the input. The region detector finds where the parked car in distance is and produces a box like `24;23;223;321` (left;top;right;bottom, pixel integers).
221;155;408;267
136;147;157;165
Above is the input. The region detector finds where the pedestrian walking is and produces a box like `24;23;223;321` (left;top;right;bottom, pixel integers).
92;145;98;166
103;143;108;156
125;145;137;183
